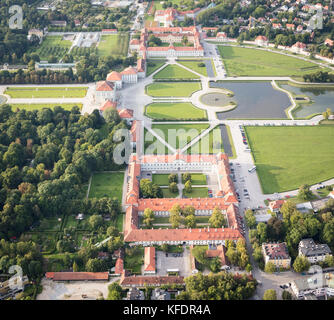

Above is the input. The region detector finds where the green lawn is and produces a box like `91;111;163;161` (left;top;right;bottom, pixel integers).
182;173;207;185
154;0;182;10
162;188;179;198
146;81;201;97
145;102;207;120
219;46;328;77
31;36;72;61
5;87;88;98
147;60;166;76
177;60;208;76
152;174;170;185
244;126;334;193
153;64;200;79
183;187;208;198
97;33;129;57
35;217;62;232
187;126;224;154
124;247;144;274
9;103;82;111
144;128;172;154
152;123;210;149
88;171;124;202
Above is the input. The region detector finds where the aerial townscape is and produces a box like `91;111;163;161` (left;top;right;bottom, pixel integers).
1;0;334;304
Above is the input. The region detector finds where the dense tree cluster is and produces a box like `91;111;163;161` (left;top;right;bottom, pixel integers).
0;104;127;239
303;71;334;83
177;272;257;300
140;179;163;199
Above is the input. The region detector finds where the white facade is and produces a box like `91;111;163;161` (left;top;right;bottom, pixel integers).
140;160;213;171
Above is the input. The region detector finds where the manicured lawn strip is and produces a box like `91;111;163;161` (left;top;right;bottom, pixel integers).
147;60;166;76
146;81;201;97
182;173;207;185
177;60;208;76
153;64;200;79
219;46;327;77
146;102;207;120
88;171;124;202
244;126;334;193
9;103;83;111
162;188;178;198
144;128;171;154
183;187;208;198
152;123;210;149
115;214;124;233
5;87;88;98
97;33;129;57
152;174;170;185
187;126;224;154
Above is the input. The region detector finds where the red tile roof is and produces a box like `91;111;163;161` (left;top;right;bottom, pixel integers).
262;242;290;260
269;199;285;210
96;80;114;92
144;247;156;272
255;35;268;41
46;272;109;281
100;100;117;112
120;274;184;286
118;108;134;119
115;257;124;275
206;244;226;265
121;67;138;75
106;71;122;81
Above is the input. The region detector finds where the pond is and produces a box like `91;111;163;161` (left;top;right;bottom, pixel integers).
212;81;291;119
279;83;334;119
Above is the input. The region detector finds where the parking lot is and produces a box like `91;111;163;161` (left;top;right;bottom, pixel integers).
156;248;191;277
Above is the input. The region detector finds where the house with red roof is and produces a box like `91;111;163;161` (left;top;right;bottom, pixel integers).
144;247;156;274
329;189;334;199
95;80;116;103
255;35;269;46
268;199;286;213
325;39;334;47
291;42;307;54
106;71;122;89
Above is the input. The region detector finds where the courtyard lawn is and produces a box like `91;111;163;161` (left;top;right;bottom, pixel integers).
124;247;144;274
145;102;207;120
97;33;129;57
88;171;124;203
152;123;210;149
162;188;179;198
31;35;72;61
9;103;82;111
219;46;328;77
5;87;88;98
153;64;200;79
177;60;208;76
244;125;334;193
183;187;208;198
152;174;170;186
187;126;224;154
146;81;201;97
147;60;166;76
182;173;207;185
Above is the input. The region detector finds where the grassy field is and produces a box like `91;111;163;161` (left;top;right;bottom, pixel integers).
147;60;166;76
145;102;207;120
153;64;200;79
152;174;170;186
177;60;208;76
124;247;144;274
187;126;224;154
162;188;179;198
244;126;334;193
154;0;182;10
5;87;88;98
219;46;328;77
9;103;82;111
88;171;124;202
152;123;210;149
144;128;172;154
97;33;129;57
182;173;207;185
146;81;201;97
31;36;72;61
183;187;208;198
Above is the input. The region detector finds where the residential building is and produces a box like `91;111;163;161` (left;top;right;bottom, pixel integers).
325;38;334;47
330;189;334;199
291;272;334;299
291;42;307;54
298;239;332;263
255;35;269;46
268;199;285;213
144;247;156;274
151;288;171;300
262;242;291;269
27;29;44;42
